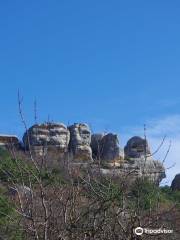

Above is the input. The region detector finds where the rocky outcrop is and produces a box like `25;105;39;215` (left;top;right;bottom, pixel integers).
68;123;92;162
21;123;166;184
123;136;165;184
23;123;70;155
124;136;151;159
91;133;123;166
171;174;180;191
0;135;19;146
121;157;165;184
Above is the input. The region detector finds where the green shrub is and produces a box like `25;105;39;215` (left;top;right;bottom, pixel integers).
0;187;23;239
40;168;68;186
0;147;68;187
129;178;163;210
160;185;180;207
0;147;38;184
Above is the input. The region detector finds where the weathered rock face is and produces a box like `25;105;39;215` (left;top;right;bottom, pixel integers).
93;136;165;185
123;136;165;184
23;123;70;153
21;123;166;185
121;157;165;185
68;123;92;162
91;133;123;166
91;133;104;160
124;136;151;159
101;134;123;165
171;174;180;191
0;135;19;146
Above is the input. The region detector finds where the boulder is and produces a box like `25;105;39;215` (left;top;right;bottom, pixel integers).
100;133;123;165
92;136;165;185
171;174;180;191
91;133;123;166
124;136;151;159
23;123;70;154
68;123;92;162
123;136;165;184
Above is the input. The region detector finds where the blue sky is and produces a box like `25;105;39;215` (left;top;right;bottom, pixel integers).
0;1;180;183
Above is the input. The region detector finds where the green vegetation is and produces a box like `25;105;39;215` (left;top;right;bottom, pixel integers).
129;178;160;210
85;178;123;205
0;186;24;240
0;147;68;186
0;147;37;184
0;147;179;239
160;185;180;208
40;168;69;186
129;178;180;210
86;177;180;211
0;186;13;223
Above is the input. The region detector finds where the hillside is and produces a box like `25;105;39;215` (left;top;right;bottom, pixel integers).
0;131;179;239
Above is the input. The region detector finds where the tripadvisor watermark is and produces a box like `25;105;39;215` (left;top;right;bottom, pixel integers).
134;227;173;236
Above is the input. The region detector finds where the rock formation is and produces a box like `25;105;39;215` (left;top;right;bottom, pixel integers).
17;122;167;184
68;123;92;162
123;136;165;184
91;133;123;166
23;123;70;155
171;174;180;191
0;135;19;146
124;136;151;159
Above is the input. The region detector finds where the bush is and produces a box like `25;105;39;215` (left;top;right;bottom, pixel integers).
0;147;67;186
160;185;180;208
0;186;23;239
0;147;38;184
129;178;168;210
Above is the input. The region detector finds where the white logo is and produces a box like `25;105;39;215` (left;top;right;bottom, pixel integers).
134;227;143;236
134;227;173;236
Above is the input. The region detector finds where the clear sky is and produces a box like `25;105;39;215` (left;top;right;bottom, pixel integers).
0;1;180;184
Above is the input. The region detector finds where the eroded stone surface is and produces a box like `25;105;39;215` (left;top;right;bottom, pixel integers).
23;123;70;153
101;133;123;165
92;136;165;185
122;136;165;184
68;123;92;162
124;136;151;159
20;125;166;185
0;135;19;146
91;133;123;166
123;157;165;184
